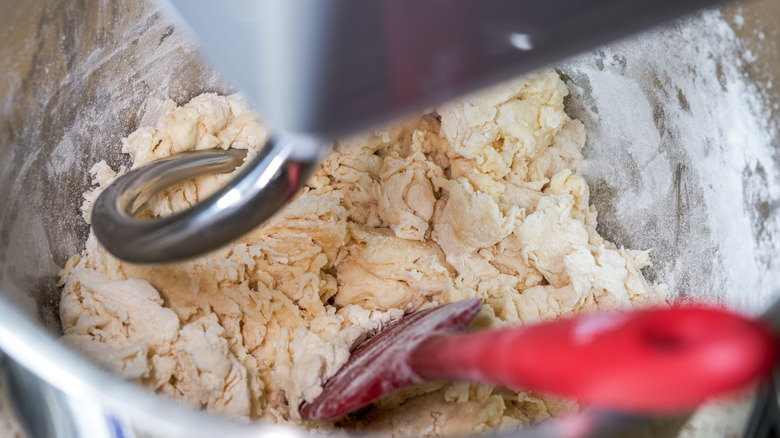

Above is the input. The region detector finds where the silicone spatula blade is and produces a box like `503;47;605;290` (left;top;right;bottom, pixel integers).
299;299;483;421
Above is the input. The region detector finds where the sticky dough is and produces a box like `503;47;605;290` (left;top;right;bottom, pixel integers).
59;70;667;436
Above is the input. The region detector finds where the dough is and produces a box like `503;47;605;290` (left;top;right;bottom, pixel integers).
59;71;667;435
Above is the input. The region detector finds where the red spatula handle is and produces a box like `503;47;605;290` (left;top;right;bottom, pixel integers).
408;307;777;412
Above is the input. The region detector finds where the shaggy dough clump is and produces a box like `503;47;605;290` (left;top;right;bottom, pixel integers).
59;70;666;436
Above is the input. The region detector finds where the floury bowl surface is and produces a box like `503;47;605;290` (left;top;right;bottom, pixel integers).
0;0;779;437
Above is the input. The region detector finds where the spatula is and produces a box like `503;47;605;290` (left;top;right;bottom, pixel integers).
300;299;777;421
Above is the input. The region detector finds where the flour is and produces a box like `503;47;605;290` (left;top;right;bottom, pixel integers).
0;0;234;330
59;70;669;435
560;9;780;314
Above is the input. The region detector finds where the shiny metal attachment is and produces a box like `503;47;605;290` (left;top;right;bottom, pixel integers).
91;135;326;264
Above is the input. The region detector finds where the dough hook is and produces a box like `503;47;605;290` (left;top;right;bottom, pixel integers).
91;135;326;264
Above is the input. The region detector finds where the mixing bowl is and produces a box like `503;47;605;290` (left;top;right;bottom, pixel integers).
0;0;778;437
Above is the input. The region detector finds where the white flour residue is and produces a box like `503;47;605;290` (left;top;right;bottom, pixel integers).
0;0;234;330
561;9;780;315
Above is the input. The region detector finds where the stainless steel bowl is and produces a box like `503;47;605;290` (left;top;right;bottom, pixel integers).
0;0;778;437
